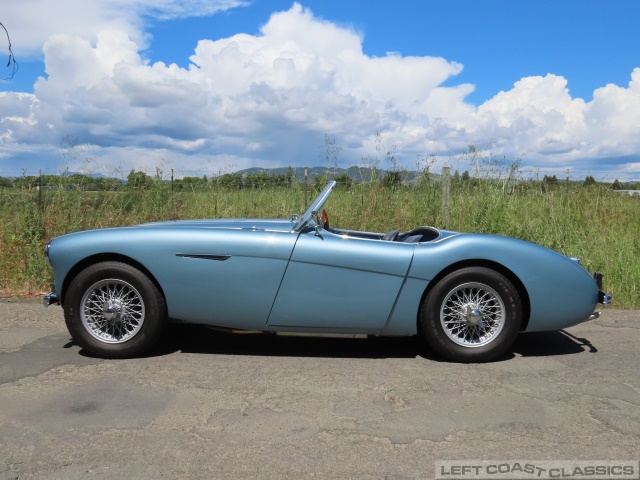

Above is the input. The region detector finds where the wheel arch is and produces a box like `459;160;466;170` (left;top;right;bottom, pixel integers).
60;253;166;308
418;259;531;331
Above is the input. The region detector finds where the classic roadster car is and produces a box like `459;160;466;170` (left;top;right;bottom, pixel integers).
43;181;610;362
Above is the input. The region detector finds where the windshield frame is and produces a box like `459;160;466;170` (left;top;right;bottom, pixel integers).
292;181;336;232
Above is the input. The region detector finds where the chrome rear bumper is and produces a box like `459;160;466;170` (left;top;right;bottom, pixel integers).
588;272;611;322
588;311;601;321
593;272;612;305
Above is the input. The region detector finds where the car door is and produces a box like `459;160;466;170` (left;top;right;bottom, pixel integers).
267;230;415;331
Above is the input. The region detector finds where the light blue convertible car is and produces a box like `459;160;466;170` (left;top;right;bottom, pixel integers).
43;181;610;362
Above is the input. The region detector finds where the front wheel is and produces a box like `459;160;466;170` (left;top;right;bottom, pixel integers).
419;267;522;363
64;262;166;359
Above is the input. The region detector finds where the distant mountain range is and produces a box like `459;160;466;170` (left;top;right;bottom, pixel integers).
66;171;109;179
234;166;434;183
1;167;432;186
0;171;112;180
4;167;636;186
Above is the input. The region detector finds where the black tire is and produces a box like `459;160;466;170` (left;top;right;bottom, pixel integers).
419;267;522;363
64;261;166;359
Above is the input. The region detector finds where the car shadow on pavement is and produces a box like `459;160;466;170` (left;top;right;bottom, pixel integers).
511;330;597;357
124;325;598;362
145;325;421;359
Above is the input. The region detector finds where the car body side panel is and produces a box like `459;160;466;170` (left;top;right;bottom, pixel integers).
384;233;598;334
267;230;414;330
171;254;289;329
48;226;298;328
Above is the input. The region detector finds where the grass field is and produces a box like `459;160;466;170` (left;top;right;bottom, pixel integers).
1;181;638;308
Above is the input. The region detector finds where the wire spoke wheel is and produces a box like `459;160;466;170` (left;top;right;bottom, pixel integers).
80;279;146;344
65;262;166;358
440;282;505;348
421;267;522;362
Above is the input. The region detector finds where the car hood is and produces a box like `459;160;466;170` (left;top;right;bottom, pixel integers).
137;218;296;232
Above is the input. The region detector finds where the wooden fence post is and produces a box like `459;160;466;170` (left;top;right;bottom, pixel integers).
304;168;308;207
442;167;450;226
38;169;43;214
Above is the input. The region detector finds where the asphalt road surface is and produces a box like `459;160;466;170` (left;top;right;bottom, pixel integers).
0;298;639;480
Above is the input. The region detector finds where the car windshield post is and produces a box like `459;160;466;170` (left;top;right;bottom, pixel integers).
293;181;336;232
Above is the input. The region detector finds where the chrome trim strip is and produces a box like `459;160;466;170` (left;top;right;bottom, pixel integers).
175;253;231;261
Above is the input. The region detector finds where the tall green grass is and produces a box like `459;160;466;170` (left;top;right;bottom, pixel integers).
1;182;638;309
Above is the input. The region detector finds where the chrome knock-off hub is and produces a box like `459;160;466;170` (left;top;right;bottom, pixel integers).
463;304;483;326
103;300;125;323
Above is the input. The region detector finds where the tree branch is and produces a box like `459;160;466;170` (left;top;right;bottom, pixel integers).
0;21;18;80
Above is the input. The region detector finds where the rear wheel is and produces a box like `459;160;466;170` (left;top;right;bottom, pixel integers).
64;262;166;358
420;267;522;362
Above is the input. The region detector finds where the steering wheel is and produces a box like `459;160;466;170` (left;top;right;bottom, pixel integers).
321;208;330;230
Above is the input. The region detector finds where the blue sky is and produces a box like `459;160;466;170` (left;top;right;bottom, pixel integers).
143;0;639;104
1;1;640;180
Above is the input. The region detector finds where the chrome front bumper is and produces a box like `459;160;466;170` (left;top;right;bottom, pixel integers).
43;283;59;307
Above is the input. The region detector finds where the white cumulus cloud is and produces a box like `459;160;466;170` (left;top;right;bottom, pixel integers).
0;2;639;178
473;70;640;167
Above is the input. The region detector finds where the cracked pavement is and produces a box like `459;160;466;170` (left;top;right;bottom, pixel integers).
0;298;638;479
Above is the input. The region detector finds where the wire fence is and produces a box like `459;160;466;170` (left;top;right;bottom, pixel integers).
2;164;639;306
1;164;639;184
2;167;638;233
2;171;639;191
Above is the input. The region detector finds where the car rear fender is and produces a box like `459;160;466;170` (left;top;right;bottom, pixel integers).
383;234;598;335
